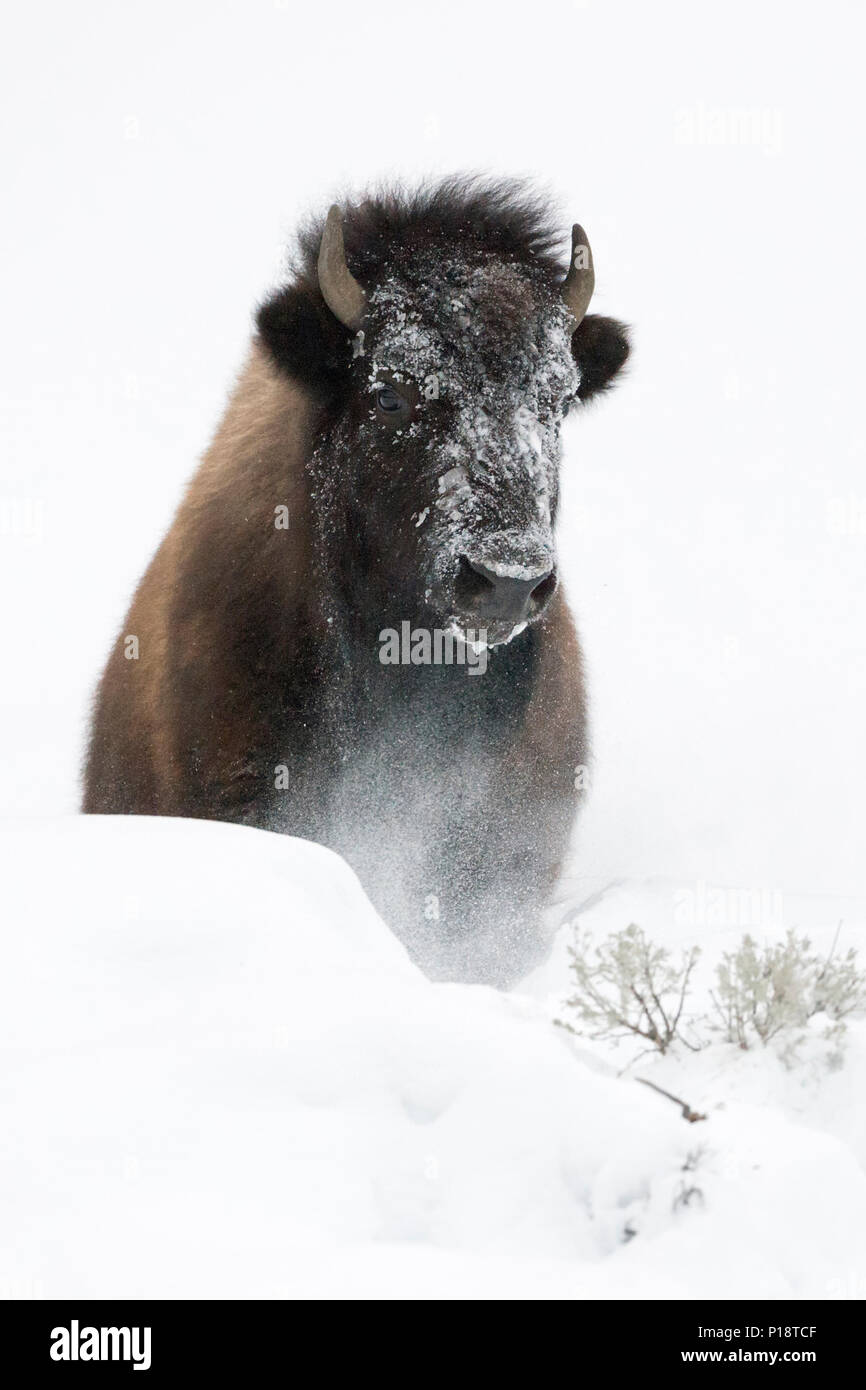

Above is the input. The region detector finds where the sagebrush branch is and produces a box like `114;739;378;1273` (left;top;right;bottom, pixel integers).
635;1077;707;1124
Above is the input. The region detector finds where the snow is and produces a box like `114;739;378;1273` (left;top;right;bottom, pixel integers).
363;249;573;600
476;557;549;581
1;816;865;1300
3;0;866;1300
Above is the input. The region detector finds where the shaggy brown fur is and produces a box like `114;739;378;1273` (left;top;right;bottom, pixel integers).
85;352;323;820
84;178;628;985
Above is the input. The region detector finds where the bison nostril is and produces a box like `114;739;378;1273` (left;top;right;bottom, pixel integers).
455;554;496;607
459;556;555;626
530;571;557;610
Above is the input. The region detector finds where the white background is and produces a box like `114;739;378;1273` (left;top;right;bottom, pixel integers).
2;0;865;905
3;0;866;1304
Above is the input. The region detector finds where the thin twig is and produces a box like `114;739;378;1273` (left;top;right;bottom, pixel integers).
646;960;673;1040
672;952;703;1049
635;1077;707;1124
822;920;843;972
672;951;698;1033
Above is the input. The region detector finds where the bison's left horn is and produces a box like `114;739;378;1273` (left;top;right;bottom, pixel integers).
317;205;367;331
561;223;595;327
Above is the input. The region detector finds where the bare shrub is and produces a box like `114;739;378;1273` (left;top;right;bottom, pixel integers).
558;921;866;1072
558;923;702;1055
710;928;866;1060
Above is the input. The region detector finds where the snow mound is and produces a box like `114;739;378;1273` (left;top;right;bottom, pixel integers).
1;818;865;1299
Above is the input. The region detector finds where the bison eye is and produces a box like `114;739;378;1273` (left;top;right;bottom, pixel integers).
376;386;404;413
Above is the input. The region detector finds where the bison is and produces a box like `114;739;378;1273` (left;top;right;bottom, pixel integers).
84;178;629;985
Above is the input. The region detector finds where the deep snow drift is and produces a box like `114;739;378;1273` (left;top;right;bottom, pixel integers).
2;816;864;1300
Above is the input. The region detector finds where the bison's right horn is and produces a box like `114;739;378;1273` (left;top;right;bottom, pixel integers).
317;205;367;331
561;223;595;327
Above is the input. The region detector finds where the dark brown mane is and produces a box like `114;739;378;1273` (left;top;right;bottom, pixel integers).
296;175;569;286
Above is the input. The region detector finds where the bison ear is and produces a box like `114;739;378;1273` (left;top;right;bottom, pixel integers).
255;284;350;399
572;314;630;403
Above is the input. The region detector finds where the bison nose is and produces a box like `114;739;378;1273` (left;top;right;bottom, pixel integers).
459;556;557;627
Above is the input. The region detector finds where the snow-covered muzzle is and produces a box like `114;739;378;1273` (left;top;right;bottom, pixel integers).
323;248;580;648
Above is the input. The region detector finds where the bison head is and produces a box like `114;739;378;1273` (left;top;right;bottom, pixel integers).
257;181;629;648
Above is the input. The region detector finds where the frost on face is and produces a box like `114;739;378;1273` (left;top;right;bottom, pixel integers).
364;249;579;600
